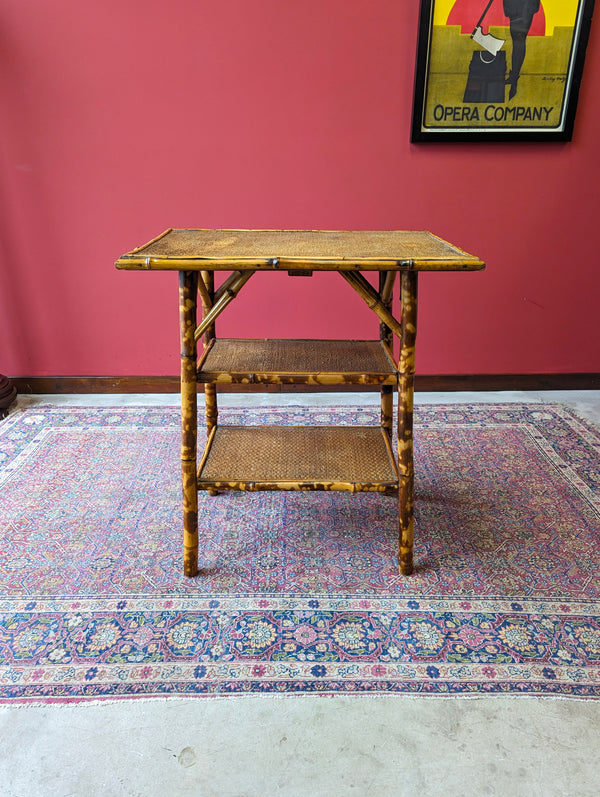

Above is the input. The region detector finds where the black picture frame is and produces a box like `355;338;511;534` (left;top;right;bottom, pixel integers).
411;0;595;142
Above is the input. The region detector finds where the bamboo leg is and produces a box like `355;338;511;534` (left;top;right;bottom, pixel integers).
398;271;418;576
379;271;395;438
179;270;199;577
200;271;218;496
381;385;394;437
205;384;218;436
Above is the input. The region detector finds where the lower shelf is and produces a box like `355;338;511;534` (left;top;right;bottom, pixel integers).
197;425;399;492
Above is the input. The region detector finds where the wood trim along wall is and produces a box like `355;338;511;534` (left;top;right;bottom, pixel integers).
11;374;600;394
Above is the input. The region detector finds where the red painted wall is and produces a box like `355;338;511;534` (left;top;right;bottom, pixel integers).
1;0;599;377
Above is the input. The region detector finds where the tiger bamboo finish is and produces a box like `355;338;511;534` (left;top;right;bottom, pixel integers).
198;480;396;492
339;271;403;339
199;271;218;435
398;271;418;576
199;271;219;498
193;270;255;342
197;339;397;386
379;271;396;439
179;270;199;577
116;229;484;580
197;424;399;494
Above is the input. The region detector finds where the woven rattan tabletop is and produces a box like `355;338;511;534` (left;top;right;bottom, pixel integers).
115;229;484;271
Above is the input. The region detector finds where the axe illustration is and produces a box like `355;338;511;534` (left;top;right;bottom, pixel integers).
471;0;505;56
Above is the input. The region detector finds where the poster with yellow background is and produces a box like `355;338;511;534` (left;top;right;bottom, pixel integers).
413;0;594;138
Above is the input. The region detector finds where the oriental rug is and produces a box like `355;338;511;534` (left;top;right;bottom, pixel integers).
0;403;599;703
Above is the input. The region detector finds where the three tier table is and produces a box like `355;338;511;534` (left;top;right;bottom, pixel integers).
116;229;484;577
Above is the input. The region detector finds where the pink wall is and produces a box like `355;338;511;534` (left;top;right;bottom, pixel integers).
1;0;599;378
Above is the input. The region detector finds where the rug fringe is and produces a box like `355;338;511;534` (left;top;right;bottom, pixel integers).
3;692;599;709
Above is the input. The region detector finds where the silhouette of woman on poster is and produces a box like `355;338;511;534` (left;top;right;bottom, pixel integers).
503;0;541;98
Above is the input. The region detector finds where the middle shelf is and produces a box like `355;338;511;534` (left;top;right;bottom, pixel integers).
197;339;398;386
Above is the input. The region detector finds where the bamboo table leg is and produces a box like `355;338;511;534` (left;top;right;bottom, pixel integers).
379;271;395;438
200;270;219;497
200;271;218;436
179;270;199;577
398;271;418;575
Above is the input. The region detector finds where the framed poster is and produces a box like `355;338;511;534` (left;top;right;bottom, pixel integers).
411;0;595;141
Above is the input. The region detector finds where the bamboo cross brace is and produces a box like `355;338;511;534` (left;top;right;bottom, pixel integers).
213;270;253;304
194;270;255;342
338;271;403;339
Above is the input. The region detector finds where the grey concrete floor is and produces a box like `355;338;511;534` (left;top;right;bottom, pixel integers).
1;391;599;797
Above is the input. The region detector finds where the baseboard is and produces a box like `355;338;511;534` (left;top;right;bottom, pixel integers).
11;373;600;394
12;376;182;394
416;373;600;391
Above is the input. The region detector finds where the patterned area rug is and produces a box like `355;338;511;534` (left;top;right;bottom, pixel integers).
0;403;599;703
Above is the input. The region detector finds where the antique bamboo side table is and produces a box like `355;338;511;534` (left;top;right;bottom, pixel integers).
116;229;484;577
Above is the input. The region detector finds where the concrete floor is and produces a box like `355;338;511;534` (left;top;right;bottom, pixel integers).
1;391;599;797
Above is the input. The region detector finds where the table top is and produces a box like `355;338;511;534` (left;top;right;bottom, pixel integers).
115;229;485;272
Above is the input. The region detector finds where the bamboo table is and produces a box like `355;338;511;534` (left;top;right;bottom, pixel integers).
116;229;484;577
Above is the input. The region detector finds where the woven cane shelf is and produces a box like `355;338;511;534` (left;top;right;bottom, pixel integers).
198;339;397;385
197;426;398;491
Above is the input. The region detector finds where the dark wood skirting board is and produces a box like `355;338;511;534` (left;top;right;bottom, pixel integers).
11;374;600;394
